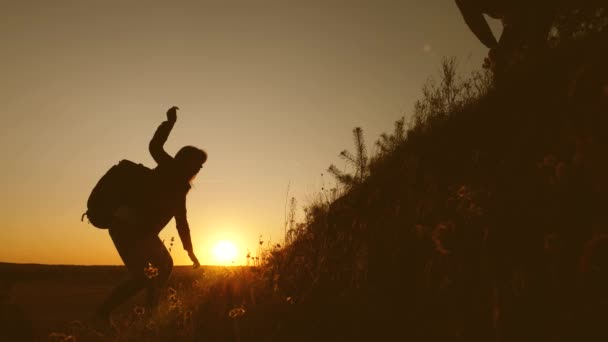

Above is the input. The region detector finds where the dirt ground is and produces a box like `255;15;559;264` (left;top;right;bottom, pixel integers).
0;263;205;341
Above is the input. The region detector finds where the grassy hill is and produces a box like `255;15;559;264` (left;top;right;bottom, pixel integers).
268;29;608;341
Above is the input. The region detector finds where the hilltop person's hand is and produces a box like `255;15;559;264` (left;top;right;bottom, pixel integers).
188;250;200;269
483;47;498;70
167;106;179;123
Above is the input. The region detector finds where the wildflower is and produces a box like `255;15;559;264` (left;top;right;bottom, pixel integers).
168;291;181;310
286;296;294;304
48;332;74;342
169;299;182;311
168;293;177;302
69;320;84;331
457;185;471;200
48;332;66;340
144;262;159;279
228;306;246;319
432;222;453;255
133;306;145;316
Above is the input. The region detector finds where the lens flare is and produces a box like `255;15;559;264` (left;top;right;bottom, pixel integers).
213;240;237;264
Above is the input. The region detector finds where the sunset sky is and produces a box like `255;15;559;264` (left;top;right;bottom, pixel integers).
0;1;499;266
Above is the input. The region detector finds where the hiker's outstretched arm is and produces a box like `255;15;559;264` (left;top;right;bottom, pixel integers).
175;194;193;254
176;196;200;268
455;0;498;48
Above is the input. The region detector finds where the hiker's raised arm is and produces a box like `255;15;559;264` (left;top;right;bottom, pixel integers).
149;107;178;166
456;0;498;49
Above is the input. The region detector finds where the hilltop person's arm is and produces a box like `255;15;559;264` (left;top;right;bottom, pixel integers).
455;0;499;49
149;106;178;166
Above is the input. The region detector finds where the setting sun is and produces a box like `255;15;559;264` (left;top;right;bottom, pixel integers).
212;240;237;264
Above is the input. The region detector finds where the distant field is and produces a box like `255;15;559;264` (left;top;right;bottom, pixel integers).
0;262;225;341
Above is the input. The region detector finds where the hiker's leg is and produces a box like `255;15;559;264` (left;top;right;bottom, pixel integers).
96;226;148;318
96;278;145;319
141;236;173;311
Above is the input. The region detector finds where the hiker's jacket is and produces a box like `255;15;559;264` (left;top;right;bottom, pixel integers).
137;119;193;252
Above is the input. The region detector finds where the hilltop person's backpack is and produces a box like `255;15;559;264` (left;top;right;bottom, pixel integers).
82;160;153;229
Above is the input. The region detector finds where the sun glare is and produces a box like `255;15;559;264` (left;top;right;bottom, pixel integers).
212;240;237;264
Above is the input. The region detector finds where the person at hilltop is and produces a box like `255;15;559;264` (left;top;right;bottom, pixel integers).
93;106;207;327
455;0;556;72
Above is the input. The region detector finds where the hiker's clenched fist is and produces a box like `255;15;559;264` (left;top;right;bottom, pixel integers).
167;106;179;123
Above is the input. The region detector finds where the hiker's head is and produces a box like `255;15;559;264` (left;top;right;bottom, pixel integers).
175;146;207;182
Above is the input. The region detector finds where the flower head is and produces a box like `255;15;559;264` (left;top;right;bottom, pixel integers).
134;306;145;316
228;307;246;319
144;262;159;279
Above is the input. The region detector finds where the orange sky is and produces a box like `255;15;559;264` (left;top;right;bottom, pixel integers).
0;1;499;265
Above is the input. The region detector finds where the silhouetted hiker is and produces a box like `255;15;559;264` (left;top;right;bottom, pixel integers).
93;106;207;329
455;0;555;71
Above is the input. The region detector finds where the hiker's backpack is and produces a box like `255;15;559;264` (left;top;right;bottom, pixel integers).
82;160;153;229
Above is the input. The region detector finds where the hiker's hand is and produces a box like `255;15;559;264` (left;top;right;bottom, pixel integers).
167;106;179;124
188;250;200;269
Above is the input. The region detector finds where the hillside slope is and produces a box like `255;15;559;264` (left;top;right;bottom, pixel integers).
271;30;608;341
